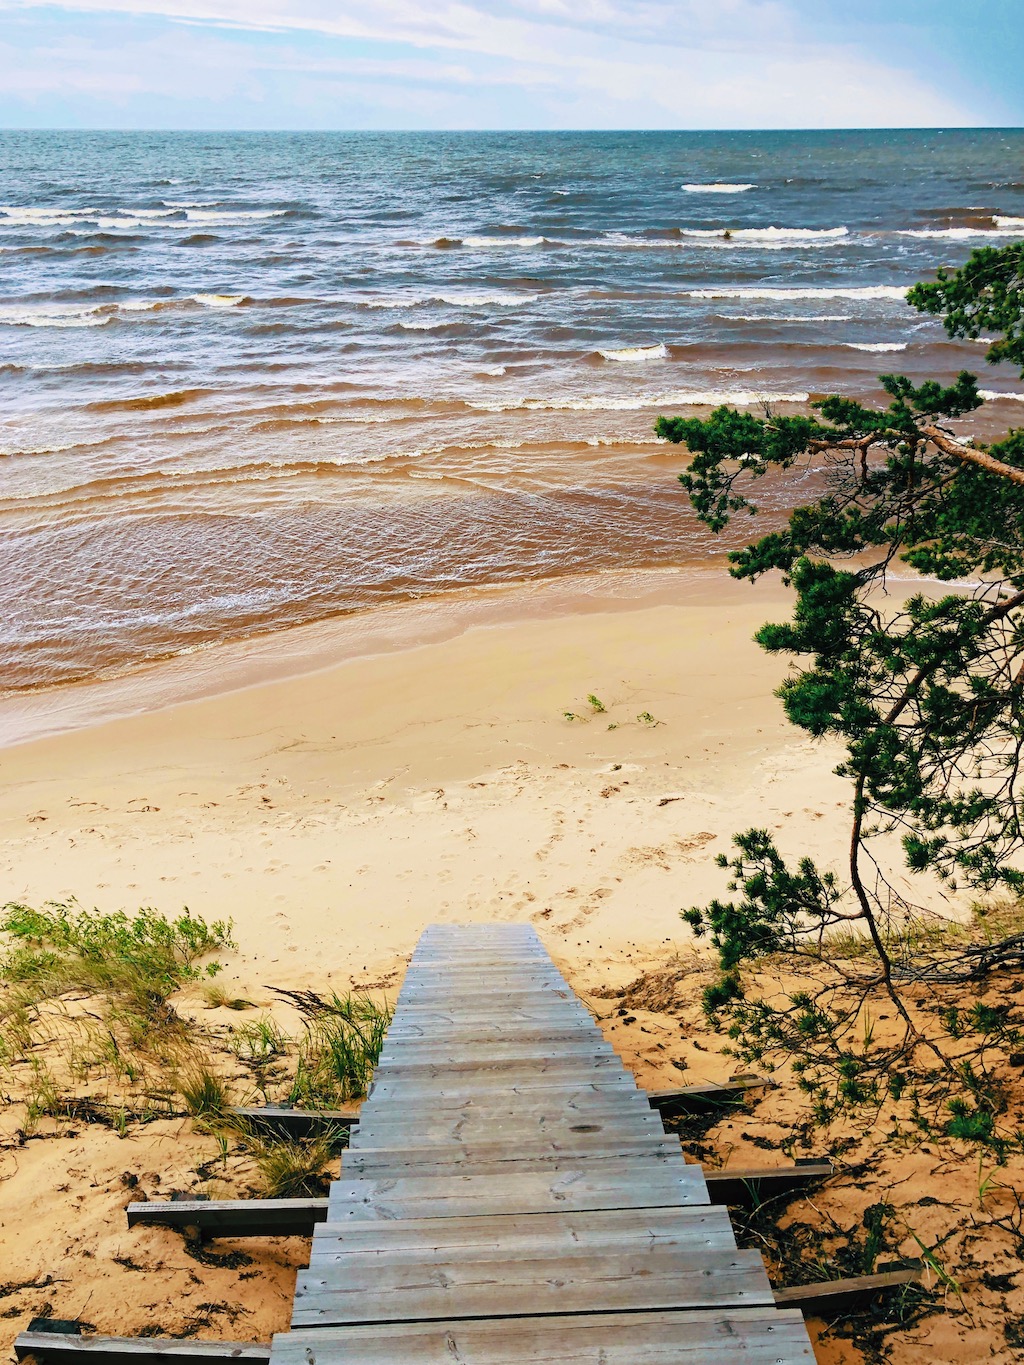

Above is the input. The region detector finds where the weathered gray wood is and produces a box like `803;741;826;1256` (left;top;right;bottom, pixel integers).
378;1041;614;1064
367;1074;639;1101
15;1336;269;1365
646;1078;769;1114
401;971;565;982
308;1207;739;1262
343;1134;681;1161
383;1024;598;1042
258;923;813;1365
270;1309;814;1364
325;1165;709;1220
127;1198;328;1237
227;1107;357;1138
384;1008;593;1028
773;1266;923;1315
359;1084;647;1117
351;1100;659;1142
292;1249;773;1327
340;1138;686;1178
704;1162;834;1206
371;1059;627;1084
350;1111;664;1147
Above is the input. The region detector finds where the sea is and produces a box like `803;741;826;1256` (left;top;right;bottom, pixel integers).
2;128;1023;697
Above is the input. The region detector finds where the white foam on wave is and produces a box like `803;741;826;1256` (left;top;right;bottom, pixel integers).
183;209;287;225
687;285;908;301
470;388;808;413
684;226;848;242
461;235;546;248
598;343;669;362
730;313;854;322
192;294;247;307
398;320;449;330
898;220;1024;240
0;203;287;231
0;302;113;328
845;342;908;352
979;389;1024;402
367;290;538;309
681;183;755;193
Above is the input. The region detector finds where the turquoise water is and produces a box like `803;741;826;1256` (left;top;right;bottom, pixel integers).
1;129;1022;690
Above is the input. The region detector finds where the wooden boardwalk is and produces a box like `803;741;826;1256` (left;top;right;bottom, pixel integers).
270;924;815;1363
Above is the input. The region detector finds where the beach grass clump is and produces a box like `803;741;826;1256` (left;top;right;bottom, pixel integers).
248;1130;340;1197
286;993;392;1107
231;1014;288;1066
177;1062;230;1122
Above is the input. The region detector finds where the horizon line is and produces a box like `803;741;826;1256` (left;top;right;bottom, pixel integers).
2;124;1023;134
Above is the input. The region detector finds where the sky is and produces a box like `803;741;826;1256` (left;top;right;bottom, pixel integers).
0;0;1022;130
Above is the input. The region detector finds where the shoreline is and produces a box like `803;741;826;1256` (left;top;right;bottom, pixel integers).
0;564;740;751
0;566;876;989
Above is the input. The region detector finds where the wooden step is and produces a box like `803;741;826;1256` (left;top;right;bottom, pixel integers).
271;1308;814;1363
308;1207;739;1262
326;1163;709;1220
292;1248;774;1327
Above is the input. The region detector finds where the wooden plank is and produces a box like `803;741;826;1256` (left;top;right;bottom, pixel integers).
382;1025;598;1044
291;1249;774;1326
228;1107;357;1138
343;1133;680;1161
398;977;565;988
365;1081;642;1107
383;1023;599;1040
378;1048;616;1067
15;1336;269;1365
705;1162;833;1206
773;1267;923;1316
308;1207;739;1261
349;1112;665;1147
393;988;579;999
358;1084;647;1116
366;1078;639;1102
371;1059;627;1082
384;1007;593;1024
646;1078;769;1114
340;1139;686;1178
378;1043;615;1064
127;1198;328;1237
354;1091;657;1121
351;1104;659;1141
270;1309;815;1364
325;1165;709;1220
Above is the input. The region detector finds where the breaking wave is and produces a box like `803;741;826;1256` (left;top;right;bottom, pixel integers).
681;183;755;193
597;343;669;362
686;286;909;301
470;388;808;413
844;342;908;352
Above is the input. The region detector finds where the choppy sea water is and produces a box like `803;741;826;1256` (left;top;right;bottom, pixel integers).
2;129;1023;694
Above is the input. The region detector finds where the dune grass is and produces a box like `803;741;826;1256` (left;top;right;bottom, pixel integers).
287;993;392;1107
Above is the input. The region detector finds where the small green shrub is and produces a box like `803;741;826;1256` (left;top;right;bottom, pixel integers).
1;901;233;1010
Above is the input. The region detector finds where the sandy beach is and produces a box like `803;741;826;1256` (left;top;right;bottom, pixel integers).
0;568;855;992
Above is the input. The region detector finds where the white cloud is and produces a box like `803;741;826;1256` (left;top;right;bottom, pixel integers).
0;0;988;127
